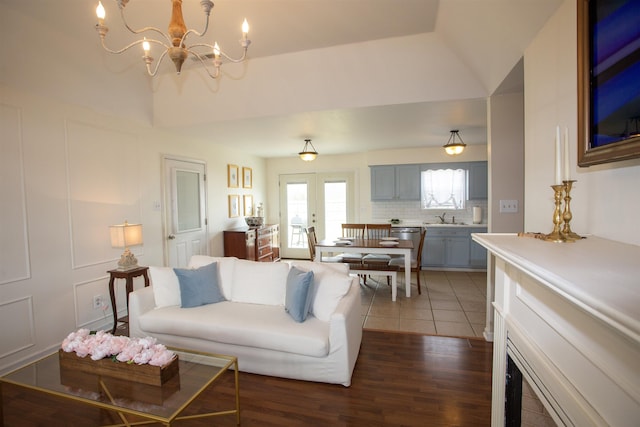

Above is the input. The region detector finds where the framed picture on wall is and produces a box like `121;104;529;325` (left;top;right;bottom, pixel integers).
228;195;240;218
243;195;254;216
227;164;239;188
577;0;640;166
242;167;252;189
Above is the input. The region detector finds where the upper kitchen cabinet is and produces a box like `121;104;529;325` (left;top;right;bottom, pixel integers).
370;165;420;201
467;161;488;200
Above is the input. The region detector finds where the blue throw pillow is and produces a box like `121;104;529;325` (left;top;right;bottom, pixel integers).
285;267;315;322
174;262;225;308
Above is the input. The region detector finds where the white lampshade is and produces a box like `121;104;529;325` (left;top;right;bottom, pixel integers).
109;221;143;270
110;222;143;248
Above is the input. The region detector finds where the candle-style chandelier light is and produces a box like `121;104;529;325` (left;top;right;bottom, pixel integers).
94;0;251;79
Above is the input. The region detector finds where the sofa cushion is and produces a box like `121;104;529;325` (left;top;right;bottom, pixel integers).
174;262;225;308
188;256;236;300
311;273;353;322
138;302;330;357
291;261;353;322
149;266;181;308
291;261;349;276
231;259;289;305
285;267;314;322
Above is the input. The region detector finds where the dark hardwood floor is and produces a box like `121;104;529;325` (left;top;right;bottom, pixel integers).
1;330;493;426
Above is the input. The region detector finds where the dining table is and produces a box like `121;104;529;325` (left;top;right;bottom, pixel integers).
315;238;414;298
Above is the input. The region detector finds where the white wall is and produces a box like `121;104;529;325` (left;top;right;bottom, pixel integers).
524;0;640;246
0;85;266;373
488;92;525;233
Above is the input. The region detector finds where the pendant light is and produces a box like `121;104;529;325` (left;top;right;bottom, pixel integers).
443;130;466;155
299;139;318;161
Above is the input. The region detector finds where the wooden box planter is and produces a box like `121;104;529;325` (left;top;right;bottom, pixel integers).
58;349;179;386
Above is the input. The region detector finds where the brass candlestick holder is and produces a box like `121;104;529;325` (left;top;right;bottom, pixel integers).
562;180;582;241
544;184;566;242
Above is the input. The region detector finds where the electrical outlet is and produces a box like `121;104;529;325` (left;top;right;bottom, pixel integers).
499;199;518;213
93;295;104;310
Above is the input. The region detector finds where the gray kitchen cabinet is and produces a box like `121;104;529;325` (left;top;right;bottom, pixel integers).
423;234;446;266
370;165;420;201
469;228;488;267
468;161;488;200
422;226;487;269
445;236;470;267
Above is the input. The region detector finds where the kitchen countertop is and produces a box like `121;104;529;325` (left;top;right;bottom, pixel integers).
387;222;487;228
423;223;487;228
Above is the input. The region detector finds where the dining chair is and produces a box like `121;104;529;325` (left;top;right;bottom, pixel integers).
305;226;342;262
362;224;393;264
361;224;393;285
388;228;426;294
340;224;366;263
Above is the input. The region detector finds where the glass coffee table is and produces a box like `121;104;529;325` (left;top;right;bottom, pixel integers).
0;347;240;426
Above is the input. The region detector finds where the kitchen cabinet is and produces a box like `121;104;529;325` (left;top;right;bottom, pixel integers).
370;165;420;201
422;226;486;269
468;161;488;200
469;229;488;267
224;224;280;262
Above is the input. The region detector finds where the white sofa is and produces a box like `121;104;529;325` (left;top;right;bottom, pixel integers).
128;256;362;387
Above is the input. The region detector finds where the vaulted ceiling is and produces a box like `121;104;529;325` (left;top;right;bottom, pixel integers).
1;0;562;158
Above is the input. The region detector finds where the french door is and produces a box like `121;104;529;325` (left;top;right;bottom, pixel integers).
279;172;355;259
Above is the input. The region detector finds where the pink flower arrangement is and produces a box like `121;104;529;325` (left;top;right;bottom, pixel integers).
61;329;175;367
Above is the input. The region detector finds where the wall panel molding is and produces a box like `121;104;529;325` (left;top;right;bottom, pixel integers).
0;103;31;285
0;296;36;358
73;275;115;329
64;120;143;270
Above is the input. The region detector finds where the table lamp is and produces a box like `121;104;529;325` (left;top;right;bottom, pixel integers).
109;221;143;270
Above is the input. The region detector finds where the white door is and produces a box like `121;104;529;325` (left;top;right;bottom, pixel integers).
279;172;354;259
163;157;208;267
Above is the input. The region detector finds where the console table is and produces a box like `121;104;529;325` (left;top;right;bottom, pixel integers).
472;233;639;426
107;266;149;334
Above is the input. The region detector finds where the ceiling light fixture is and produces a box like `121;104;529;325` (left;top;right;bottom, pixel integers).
94;0;251;79
443;129;467;155
299;139;318;161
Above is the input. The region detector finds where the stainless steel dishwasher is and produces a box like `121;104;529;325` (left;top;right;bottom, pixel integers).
390;227;422;260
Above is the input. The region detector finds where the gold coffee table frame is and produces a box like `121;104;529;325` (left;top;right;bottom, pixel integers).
0;347;240;426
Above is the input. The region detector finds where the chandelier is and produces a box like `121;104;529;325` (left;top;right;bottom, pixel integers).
443;130;467;155
299;139;318;161
94;0;251;79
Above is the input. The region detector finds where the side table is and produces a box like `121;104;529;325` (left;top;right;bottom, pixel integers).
107;266;150;334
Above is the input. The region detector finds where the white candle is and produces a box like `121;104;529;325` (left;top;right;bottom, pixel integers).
563;127;570;181
555;126;562;185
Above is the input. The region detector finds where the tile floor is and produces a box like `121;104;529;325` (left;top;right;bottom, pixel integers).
359;270;488;338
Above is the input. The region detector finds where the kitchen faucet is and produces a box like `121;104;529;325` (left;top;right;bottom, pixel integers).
436;213;447;223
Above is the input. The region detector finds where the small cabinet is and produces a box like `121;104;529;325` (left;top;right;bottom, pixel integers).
468;161;488;200
469;228;487;267
422;226;487;269
370;165;420;201
423;228;470;268
224;224;280;262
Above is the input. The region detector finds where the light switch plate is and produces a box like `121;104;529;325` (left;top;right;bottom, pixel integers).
499;199;518;213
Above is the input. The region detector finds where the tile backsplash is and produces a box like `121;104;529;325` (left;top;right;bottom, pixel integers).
371;200;488;225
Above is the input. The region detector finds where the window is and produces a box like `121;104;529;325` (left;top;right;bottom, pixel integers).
421;168;467;210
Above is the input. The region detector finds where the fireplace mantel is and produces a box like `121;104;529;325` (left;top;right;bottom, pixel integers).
473;233;639;426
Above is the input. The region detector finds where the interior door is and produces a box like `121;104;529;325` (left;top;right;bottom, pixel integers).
163;157;208;267
279;172;354;259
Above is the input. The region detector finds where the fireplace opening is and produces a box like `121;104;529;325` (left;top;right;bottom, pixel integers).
505;355;557;427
